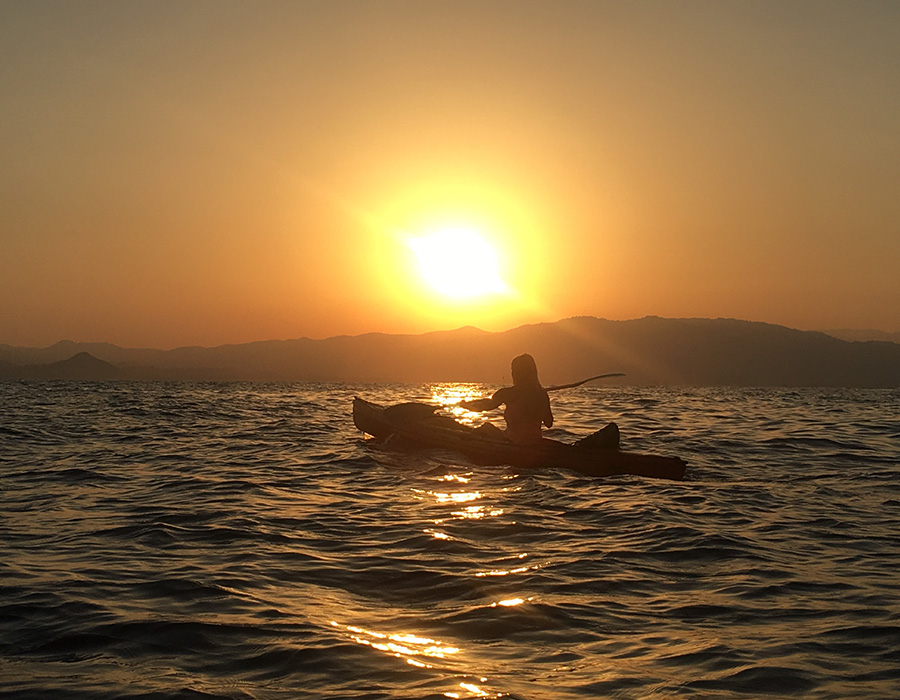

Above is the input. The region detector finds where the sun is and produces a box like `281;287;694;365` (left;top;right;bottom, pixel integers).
407;226;508;299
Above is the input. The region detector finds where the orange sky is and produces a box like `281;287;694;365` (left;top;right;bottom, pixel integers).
2;1;898;349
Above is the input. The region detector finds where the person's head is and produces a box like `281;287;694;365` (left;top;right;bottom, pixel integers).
511;353;540;387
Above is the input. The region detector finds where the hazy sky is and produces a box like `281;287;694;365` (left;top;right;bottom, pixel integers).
2;1;898;348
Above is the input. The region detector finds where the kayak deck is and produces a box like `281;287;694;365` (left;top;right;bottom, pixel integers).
352;397;687;481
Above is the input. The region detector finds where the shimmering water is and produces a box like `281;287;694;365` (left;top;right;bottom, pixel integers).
1;382;898;699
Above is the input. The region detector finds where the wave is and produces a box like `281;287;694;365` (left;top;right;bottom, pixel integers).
1;383;898;699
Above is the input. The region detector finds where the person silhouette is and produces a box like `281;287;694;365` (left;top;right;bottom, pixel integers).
460;353;553;444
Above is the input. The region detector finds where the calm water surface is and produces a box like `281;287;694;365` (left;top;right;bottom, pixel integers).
1;382;898;699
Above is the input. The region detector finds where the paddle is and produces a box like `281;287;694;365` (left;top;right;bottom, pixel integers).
545;373;625;391
457;372;625;412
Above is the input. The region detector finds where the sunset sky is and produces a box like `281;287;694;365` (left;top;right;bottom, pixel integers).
2;1;898;349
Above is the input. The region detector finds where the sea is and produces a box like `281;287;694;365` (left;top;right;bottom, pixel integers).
1;382;898;700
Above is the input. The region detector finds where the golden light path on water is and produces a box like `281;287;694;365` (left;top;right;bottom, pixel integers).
324;383;659;697
329;384;543;698
329;621;460;669
430;383;487;426
328;615;518;698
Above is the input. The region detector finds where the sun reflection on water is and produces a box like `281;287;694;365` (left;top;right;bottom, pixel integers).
425;528;453;540
331;621;460;669
430;383;490;427
490;596;534;607
475;567;529;577
456;504;504;519
439;473;472;484
331;620;511;698
430;383;485;407
445;680;496;698
474;552;538;578
412;487;505;521
432;490;483;504
330;621;506;698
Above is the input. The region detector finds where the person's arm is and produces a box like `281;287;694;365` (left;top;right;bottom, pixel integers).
460;388;508;412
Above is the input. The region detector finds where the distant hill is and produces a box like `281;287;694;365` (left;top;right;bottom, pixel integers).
0;352;123;380
1;317;899;387
822;329;900;344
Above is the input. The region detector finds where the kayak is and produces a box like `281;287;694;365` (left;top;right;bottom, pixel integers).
352;397;687;481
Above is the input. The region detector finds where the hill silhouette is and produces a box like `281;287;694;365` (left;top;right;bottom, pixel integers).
1;352;122;380
1;317;898;386
823;328;900;343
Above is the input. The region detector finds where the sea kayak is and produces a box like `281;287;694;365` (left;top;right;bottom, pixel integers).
352;397;687;481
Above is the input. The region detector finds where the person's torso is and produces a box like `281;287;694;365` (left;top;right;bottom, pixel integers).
502;387;547;443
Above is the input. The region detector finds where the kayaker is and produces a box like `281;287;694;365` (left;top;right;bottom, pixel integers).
460;353;553;444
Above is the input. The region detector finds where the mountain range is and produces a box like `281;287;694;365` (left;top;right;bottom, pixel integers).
1;317;898;387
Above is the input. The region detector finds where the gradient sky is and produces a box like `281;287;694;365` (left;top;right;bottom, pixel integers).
2;1;898;348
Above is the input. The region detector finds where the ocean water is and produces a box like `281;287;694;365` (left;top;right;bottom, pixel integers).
1;382;898;700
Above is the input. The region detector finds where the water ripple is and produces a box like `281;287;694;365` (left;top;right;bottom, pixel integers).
1;382;898;699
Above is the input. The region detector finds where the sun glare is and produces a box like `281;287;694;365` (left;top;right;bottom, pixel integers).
408;227;508;299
